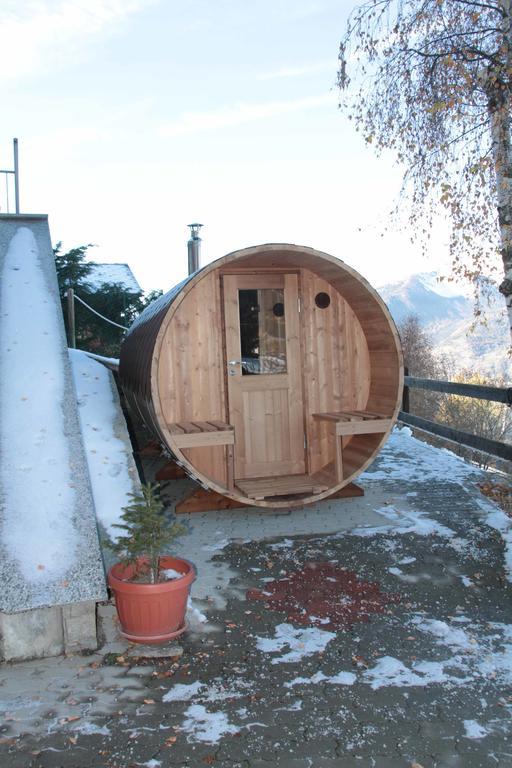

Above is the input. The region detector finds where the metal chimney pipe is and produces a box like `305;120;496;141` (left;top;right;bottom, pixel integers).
187;223;203;275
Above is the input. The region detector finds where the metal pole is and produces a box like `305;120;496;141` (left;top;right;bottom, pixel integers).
402;366;410;413
67;288;76;348
13;138;19;214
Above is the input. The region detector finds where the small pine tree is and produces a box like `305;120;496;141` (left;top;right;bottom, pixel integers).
108;484;185;584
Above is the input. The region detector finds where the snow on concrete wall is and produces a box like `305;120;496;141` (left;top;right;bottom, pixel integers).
69;348;139;541
0;215;107;616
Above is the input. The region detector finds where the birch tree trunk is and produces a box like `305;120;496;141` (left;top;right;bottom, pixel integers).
488;98;512;344
488;0;512;344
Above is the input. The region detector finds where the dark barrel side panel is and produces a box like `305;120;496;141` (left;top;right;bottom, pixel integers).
119;275;192;448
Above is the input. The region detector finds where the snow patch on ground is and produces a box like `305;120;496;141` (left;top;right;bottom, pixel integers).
411;617;473;651
364;427;512;586
269;538;294;551
255;623;336;664
351;506;455;540
73;721;111;736
202;536;230;552
363;426;483;484
163;677;252;705
69;349;134;539
186;597;208;630
182;704;238;743
163;682;203;702
0;227;77;583
463;720;489;740
484;508;512;583
285;671;327;687
285;670;356;688
356;617;512;690
363;656;461;689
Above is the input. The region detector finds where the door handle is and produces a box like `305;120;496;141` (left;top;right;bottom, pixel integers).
228;360;241;366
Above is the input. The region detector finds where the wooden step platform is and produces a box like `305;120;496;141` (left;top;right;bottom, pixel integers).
175;482;364;513
236;474;329;501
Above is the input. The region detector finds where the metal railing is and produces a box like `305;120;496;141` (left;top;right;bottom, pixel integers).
400;373;512;462
0;138;19;214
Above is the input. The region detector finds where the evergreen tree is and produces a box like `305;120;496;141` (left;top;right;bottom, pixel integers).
54;242;163;357
53;241;95;299
109;484;185;584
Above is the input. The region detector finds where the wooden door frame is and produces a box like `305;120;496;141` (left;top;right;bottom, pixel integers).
219;269;308;480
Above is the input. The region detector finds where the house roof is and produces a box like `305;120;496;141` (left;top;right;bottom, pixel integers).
86;262;141;293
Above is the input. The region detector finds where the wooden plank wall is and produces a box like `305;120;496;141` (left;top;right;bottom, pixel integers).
157;271;228;485
300;269;371;475
155;258;398;490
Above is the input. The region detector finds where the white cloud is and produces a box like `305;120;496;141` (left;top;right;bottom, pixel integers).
0;0;153;81
160;93;336;137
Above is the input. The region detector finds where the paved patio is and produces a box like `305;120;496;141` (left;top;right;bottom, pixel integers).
1;427;512;767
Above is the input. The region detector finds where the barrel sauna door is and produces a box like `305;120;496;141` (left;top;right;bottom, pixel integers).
222;273;305;479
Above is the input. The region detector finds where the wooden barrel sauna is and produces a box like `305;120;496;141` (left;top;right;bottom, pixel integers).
119;244;403;508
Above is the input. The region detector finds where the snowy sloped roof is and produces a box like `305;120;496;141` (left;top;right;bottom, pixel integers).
85;262;141;293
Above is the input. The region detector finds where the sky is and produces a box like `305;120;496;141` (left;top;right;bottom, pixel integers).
0;0;455;293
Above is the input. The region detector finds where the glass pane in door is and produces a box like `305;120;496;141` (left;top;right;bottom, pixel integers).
238;289;287;375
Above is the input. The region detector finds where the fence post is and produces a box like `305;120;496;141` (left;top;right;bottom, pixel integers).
13;138;19;214
67;288;76;348
402;366;410;413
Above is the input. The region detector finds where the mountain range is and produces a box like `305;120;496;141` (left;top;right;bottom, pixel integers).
378;272;510;380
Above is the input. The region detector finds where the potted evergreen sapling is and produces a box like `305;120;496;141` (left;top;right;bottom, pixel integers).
107;483;195;643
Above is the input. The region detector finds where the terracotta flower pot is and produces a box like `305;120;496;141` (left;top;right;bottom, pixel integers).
107;556;196;644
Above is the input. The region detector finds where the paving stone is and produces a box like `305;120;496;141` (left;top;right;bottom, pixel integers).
125;641;183;659
2;436;512;766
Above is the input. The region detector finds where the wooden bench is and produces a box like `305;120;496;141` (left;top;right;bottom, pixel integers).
168;421;235;489
312;410;392;481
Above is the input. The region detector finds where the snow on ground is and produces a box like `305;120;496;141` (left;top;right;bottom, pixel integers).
186;597;208;630
163;677;252;704
365;426;512;583
181;704;239;743
201;536;230;552
464;720;490;740
0;227;77;582
72;722;111;736
285;670;356;688
351;504;455;539
69;349;135;539
363;426;484;484
484;506;512;582
362;655;458;689
163;682;202;703
410;617;474;650
255;623;336;664
361;618;512;690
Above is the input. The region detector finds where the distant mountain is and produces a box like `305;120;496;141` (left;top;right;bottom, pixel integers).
378;272;510;380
